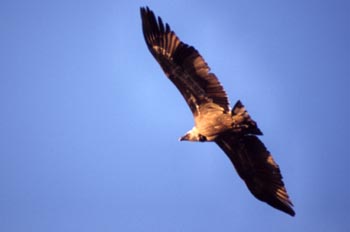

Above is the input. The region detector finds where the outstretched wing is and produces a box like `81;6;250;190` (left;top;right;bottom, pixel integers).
216;134;295;216
140;7;230;115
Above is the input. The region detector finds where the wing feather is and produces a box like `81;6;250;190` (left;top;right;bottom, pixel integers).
140;7;230;114
216;134;295;216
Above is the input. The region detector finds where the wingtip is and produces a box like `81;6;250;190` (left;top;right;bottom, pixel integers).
258;190;295;216
290;211;296;217
283;206;296;217
279;202;295;217
140;6;146;13
140;6;152;18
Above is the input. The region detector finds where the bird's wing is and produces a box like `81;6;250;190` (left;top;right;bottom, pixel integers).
216;134;295;216
140;7;230;115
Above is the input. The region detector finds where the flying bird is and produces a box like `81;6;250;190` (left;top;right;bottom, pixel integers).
140;7;295;216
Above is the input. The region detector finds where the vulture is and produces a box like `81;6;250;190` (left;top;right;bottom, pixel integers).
140;7;295;216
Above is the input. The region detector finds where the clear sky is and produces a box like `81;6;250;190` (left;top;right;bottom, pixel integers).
1;0;349;231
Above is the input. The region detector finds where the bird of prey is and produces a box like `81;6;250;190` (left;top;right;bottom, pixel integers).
140;7;295;216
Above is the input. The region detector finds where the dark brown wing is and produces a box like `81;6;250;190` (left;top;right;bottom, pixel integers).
216;134;295;216
140;7;230;114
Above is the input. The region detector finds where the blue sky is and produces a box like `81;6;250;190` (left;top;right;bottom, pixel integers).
1;0;349;231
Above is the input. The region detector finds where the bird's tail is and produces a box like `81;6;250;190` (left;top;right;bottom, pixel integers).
231;100;263;135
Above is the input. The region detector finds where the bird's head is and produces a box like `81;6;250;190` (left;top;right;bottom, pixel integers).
179;127;207;142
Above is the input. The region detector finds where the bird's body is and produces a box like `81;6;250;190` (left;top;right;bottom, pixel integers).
140;7;295;216
187;103;232;141
182;101;261;142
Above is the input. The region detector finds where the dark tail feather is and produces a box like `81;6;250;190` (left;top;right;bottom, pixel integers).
231;100;263;135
